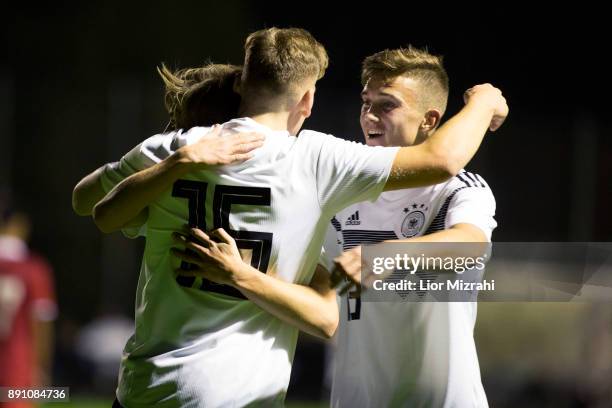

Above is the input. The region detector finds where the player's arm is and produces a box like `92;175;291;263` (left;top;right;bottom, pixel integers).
72;165;108;216
236;263;338;339
385;84;508;190
333;223;488;291
91;127;264;233
72;166;151;229
172;228;339;339
335;178;497;289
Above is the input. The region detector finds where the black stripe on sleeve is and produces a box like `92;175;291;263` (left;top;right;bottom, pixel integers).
423;187;468;234
331;216;342;232
455;173;473;187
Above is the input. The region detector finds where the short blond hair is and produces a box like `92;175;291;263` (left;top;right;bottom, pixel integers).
240;27;328;104
362;46;449;114
158;63;241;129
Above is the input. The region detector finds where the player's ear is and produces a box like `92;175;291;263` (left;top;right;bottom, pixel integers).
299;87;316;118
421;109;441;131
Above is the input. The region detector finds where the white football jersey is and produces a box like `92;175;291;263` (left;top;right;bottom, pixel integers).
99;117;399;407
328;171;496;408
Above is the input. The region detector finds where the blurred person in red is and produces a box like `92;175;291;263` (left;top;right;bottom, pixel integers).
0;191;57;407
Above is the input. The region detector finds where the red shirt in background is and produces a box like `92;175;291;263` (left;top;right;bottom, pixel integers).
0;237;56;408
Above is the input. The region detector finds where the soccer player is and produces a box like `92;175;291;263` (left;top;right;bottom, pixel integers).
180;47;497;407
73;28;507;407
324;47;496;407
0;194;57;408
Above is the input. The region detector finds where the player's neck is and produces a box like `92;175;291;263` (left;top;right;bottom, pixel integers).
240;108;293;133
252;112;292;131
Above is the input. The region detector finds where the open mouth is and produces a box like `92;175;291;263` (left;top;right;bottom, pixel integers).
367;130;384;139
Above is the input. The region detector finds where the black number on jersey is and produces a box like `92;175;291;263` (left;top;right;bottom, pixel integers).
172;180;273;299
213;186;273;272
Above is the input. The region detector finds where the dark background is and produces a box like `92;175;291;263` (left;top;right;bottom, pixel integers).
1;3;610;404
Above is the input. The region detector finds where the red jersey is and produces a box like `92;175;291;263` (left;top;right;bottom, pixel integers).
0;238;56;394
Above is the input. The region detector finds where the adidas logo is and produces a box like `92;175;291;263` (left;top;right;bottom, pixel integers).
345;211;361;225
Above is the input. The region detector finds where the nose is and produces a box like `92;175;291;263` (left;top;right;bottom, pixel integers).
363;108;379;123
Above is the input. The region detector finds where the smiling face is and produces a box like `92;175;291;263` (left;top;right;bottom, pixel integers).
360;75;428;147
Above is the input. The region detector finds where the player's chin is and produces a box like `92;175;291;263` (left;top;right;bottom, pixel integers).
365;135;386;147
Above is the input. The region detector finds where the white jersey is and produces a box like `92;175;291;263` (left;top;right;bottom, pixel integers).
327;171;496;408
99;117;398;408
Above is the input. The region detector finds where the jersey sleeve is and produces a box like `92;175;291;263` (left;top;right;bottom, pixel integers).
308;131;399;215
445;173;497;241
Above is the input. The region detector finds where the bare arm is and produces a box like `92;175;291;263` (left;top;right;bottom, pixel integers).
399;223;487;243
72;166;107;216
332;223;489;291
385;84;508;191
93;153;191;233
173;228;339;339
234;263;338;339
91;128;264;233
72;165;150;228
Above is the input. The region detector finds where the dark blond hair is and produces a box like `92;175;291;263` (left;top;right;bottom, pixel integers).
240;27;328;104
362;46;449;114
158;63;241;129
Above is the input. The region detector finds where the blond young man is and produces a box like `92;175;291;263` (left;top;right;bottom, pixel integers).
325;47;494;407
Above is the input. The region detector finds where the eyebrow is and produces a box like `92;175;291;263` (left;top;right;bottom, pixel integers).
361;91;401;104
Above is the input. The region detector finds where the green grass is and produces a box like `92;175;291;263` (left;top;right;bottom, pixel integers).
42;398;326;408
43;398;108;408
